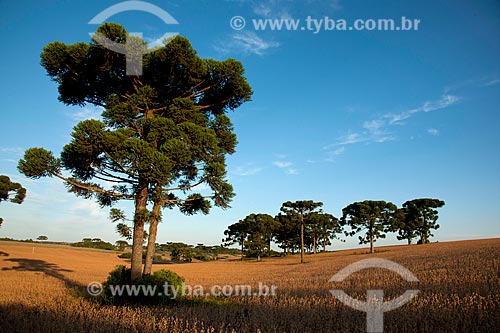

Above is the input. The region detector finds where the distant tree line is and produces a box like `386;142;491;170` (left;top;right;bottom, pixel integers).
223;198;444;262
157;242;241;262
72;238;115;250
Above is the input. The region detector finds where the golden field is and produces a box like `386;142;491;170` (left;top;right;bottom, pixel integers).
0;238;499;332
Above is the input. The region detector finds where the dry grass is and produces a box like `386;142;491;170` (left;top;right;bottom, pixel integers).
0;239;499;332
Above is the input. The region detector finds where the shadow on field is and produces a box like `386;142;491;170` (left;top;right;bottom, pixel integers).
0;303;124;332
1;258;86;295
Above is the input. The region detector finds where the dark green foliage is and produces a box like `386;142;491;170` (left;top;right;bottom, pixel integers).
223;219;248;256
170;246;193;262
397;198;445;244
280;200;323;263
115;240;129;250
306;212;343;253
72;240;114;250
37;235;48;241
0;175;26;204
101;265;184;305
340;200;397;254
223;214;278;260
0;175;26;227
273;213;300;255
158;242;237;261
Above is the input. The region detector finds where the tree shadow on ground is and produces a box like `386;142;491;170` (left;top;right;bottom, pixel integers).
1;258;87;296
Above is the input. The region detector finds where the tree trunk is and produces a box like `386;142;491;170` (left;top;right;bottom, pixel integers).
257;253;261;262
421;211;427;244
241;241;244;261
313;236;317;254
370;233;374;254
408;238;411;245
323;236;327;253
300;214;305;263
143;200;162;275
131;186;148;281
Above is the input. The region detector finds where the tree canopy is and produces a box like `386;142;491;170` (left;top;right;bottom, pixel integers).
280;200;323;263
0;175;27;228
340;200;397;253
18;23;252;280
400;198;445;244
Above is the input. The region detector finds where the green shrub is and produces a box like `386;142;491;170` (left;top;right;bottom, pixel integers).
72;241;114;250
101;265;184;305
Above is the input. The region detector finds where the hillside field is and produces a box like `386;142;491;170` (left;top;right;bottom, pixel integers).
0;238;499;332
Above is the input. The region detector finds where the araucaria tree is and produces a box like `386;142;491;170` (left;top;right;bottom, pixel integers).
0;175;27;228
223;218;248;260
400;198;445;244
280;200;323;263
340;200;397;254
307;212;342;253
273;213;300;255
17;23;252;280
244;213;277;261
223;214;277;261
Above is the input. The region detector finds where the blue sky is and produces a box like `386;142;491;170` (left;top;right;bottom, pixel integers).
0;0;499;249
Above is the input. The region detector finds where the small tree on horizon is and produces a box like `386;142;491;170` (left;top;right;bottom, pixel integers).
223;219;249;260
37;235;48;241
340;200;397;254
115;240;129;251
402;198;445;244
273;213;300;256
307;212;342;253
280;200;323;263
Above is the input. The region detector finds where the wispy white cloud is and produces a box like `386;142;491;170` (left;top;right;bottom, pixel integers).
427;128;440;136
329;132;368;147
230;165;263;176
273;159;299;175
325;146;345;162
363;119;384;135
385;94;460;125
306;0;342;11
483;78;500;87
250;0;292;19
69;200;106;218
146;36;166;48
273;161;293;168
0;147;23;154
285;168;299;175
69;105;104;121
323;92;458;160
253;3;272;16
145;34;178;49
445;76;500;92
214;31;280;56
